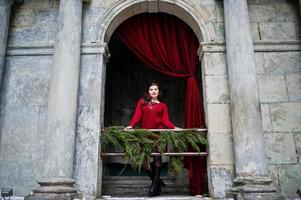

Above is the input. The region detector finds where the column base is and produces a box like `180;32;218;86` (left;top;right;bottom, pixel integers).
227;176;284;200
231;176;277;193
24;178;81;200
234;193;285;200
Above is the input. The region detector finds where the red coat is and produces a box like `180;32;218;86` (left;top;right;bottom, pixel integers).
130;99;175;129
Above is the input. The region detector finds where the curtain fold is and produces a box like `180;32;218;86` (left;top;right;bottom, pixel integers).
118;13;207;195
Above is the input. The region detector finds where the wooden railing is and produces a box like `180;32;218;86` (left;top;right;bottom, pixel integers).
101;128;207;157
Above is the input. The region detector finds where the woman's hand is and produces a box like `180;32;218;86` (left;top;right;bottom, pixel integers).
124;126;133;130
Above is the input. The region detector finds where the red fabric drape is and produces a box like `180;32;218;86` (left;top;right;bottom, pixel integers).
118;13;207;195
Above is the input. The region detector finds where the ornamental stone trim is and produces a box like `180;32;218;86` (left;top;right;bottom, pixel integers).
92;0;216;43
6;40;301;56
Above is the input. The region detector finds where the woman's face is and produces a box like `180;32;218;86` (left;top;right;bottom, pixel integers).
148;85;159;99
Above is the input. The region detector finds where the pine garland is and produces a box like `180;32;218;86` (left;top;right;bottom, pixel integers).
101;127;207;174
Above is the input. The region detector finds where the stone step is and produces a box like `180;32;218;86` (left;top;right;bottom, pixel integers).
102;176;190;197
99;195;211;200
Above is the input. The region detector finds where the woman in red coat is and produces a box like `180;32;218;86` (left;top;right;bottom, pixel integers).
126;83;179;197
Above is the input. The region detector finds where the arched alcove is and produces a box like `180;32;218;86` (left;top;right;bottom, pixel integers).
94;0;217;197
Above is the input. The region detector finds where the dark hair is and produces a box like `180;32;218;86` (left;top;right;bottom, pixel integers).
143;83;161;104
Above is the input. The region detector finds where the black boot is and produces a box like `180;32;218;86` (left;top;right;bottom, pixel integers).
145;168;166;188
151;162;166;188
145;169;161;195
148;167;162;197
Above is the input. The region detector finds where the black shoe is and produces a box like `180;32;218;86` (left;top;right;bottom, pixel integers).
148;181;161;197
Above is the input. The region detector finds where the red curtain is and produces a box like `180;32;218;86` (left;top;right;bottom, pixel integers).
118;13;207;195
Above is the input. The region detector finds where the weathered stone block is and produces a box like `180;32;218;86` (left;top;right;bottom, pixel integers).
8;26;54;45
264;133;297;164
74;105;102;199
18;0;53;9
266;164;301;198
0;104;45;134
0;104;47;195
270;103;301;132
201;5;217;22
262;52;301;75
208;133;234;165
250;22;260;41
255;53;265;74
286;73;301;102
274;1;300;22
8;9;58;45
205;75;230;103
207;104;231;134
82;6;105;26
267;165;281;189
278;164;301;198
203;53;227;75
258;75;288;103
215;2;224;22
208;165;234;199
1;56;51;106
259;22;301;41
213;22;225;41
294;133;301;160
0;161;40;196
78;55;103;105
248;4;276;23
82;24;97;43
261;103;272;132
10;7;35;27
34;9;58;31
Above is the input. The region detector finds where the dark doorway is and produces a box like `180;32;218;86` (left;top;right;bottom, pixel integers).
102;13;204;197
104;30;187;128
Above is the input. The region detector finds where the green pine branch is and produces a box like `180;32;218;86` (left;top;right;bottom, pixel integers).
101;127;207;174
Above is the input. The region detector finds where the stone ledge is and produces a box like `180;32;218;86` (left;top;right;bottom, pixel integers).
6;43;106;56
33;186;77;194
37;177;75;186
233;176;273;185
25;193;79;200
6;40;301;56
201;40;301;52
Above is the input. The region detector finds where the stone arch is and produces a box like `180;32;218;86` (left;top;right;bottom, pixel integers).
92;0;217;197
92;0;216;44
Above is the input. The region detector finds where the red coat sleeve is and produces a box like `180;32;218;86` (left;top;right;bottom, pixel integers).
129;99;143;128
161;103;175;129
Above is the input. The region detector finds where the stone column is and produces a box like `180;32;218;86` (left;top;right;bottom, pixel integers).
0;0;14;86
223;0;277;199
25;0;87;199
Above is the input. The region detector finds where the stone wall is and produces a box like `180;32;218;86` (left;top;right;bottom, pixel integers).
249;0;301;198
203;51;234;199
0;0;300;198
257;52;301;197
0;55;51;194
